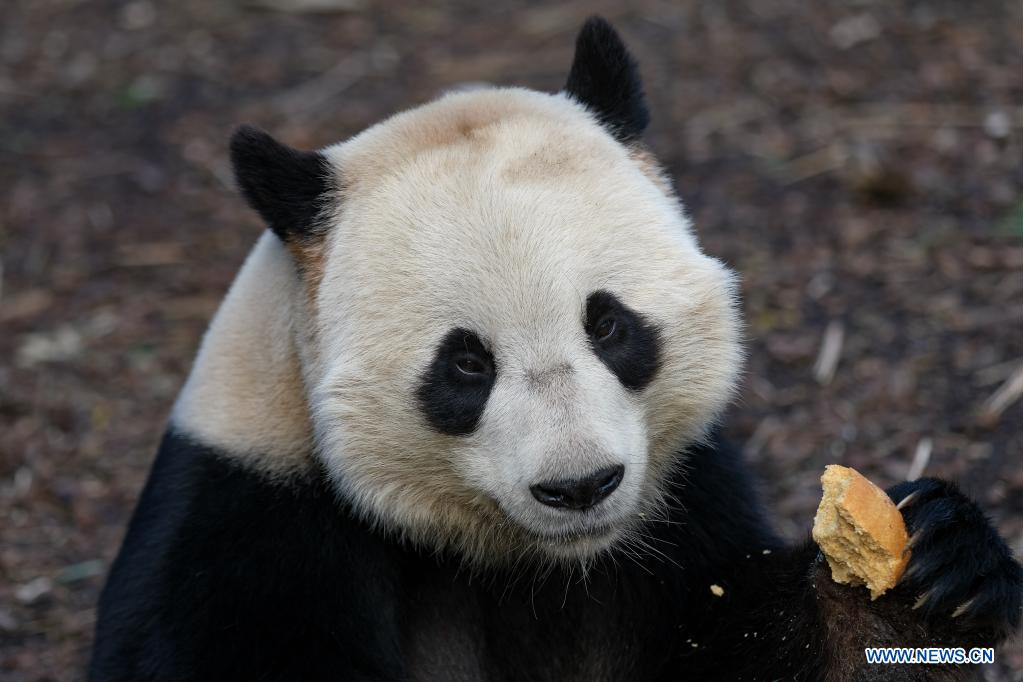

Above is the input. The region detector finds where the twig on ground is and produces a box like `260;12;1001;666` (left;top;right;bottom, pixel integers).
273;54;369;119
977;363;1023;428
906;437;932;482
743;417;781;461
813;321;845;385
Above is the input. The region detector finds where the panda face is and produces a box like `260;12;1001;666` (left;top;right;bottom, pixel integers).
409;289;654;556
305;88;742;563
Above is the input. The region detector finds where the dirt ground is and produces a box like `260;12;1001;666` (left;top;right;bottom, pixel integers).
2;1;1022;679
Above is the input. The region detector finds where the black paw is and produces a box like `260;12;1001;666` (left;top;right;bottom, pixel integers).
886;478;1022;640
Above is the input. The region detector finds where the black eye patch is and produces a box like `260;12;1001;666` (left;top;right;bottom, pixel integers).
416;328;497;436
584;291;661;391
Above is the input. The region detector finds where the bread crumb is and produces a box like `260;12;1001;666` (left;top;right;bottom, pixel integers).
709;584;725;597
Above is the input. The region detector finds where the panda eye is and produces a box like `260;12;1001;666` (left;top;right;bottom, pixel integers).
454;353;490;377
418;328;497;437
583;291;661;392
593;316;618;343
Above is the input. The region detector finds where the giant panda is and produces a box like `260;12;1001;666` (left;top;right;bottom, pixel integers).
90;17;1021;682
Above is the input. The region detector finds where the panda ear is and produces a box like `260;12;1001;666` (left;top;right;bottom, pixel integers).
229;125;330;242
564;17;650;144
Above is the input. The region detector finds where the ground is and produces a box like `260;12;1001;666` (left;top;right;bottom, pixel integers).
1;1;1022;679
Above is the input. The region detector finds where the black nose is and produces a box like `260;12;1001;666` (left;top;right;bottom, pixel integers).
530;465;625;510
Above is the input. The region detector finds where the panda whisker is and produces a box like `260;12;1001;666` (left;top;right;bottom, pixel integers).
630;532;683;570
559;564;574;610
528;554;559;618
498;547;528;603
641;532;680;550
614;530;656;576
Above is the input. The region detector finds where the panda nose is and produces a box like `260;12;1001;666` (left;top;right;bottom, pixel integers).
530;465;625;510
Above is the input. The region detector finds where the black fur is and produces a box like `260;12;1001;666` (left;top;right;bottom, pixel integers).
585;290;661;391
230;125;331;242
90;432;403;681
90;430;1022;681
416;328;497;436
564;17;650;144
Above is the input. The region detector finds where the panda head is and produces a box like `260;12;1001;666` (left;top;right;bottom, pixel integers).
230;18;742;564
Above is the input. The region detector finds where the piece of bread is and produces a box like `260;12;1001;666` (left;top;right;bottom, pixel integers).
812;465;910;600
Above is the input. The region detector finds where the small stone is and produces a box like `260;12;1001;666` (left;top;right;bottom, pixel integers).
984;111;1011;139
15;576;53;604
829;14;881;49
0;608;18;632
120;1;156;30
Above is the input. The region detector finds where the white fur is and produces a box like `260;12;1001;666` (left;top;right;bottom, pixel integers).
172;233;315;476
173;87;743;564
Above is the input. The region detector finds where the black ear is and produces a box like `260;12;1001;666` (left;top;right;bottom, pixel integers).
564;17;649;144
229;125;330;242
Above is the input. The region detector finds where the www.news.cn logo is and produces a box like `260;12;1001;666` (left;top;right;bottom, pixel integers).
864;647;995;665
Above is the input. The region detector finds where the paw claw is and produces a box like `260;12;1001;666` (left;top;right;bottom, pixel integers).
900;561;923;584
912;591;932;611
896;491;920;511
951;598;976;619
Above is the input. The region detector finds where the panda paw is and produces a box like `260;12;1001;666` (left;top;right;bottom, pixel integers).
886;478;1023;640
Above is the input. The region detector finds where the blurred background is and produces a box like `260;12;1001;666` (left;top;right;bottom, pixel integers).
2;0;1022;679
